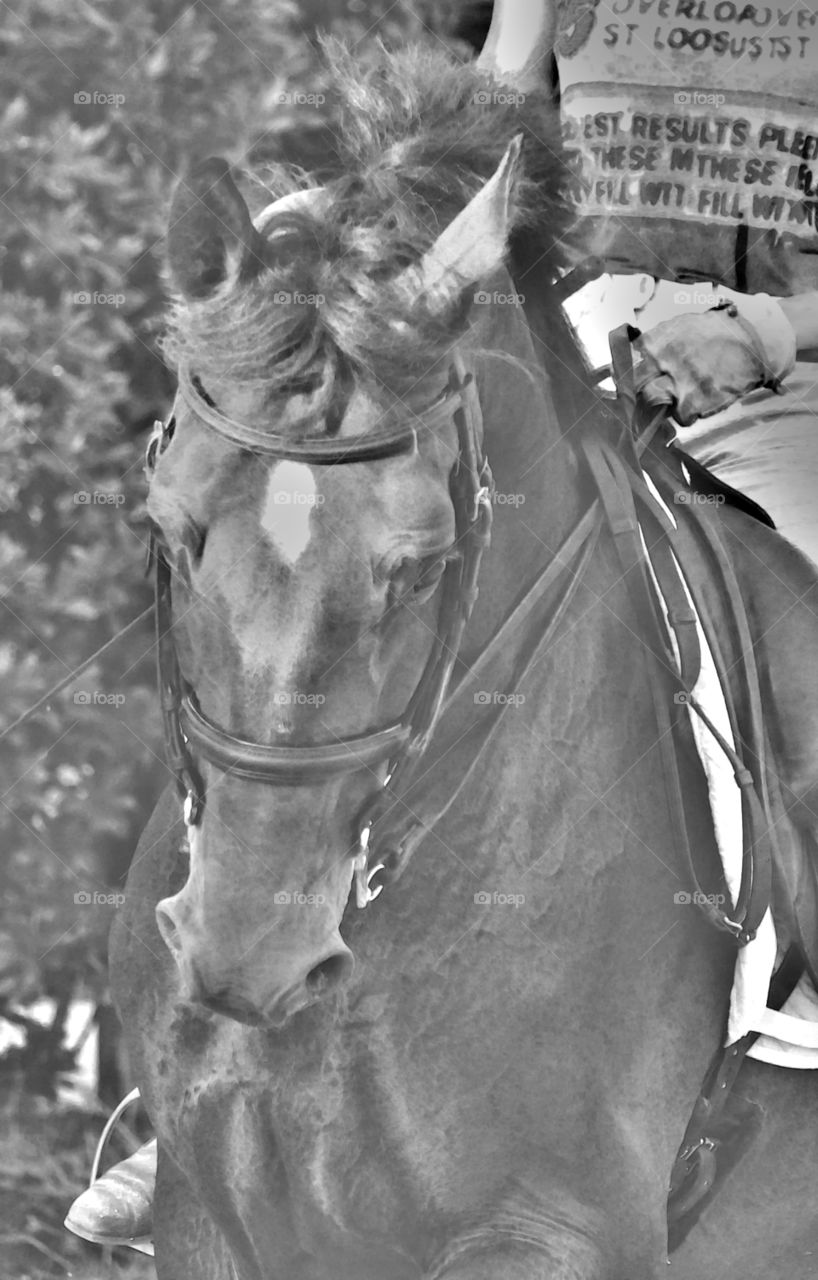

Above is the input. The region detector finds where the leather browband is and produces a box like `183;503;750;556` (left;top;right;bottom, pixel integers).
176;362;454;464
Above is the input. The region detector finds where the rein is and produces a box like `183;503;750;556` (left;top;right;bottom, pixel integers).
7;315;775;949
582;329;774;945
150;352;606;909
148;329;773;940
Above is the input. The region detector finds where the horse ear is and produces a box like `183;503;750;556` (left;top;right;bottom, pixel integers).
166;158;266;300
399;135;523;314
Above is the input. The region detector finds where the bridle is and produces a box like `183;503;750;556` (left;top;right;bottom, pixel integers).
148;353;496;908
147;326;774;945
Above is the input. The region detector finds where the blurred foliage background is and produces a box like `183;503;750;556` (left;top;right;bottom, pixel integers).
0;1;482;1274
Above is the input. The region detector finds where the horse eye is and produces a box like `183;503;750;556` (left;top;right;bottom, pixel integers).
414;556;447;594
389;554;449;607
171;521;207;586
183;520;207;565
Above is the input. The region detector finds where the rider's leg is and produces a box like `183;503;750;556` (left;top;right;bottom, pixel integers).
684;362;818;568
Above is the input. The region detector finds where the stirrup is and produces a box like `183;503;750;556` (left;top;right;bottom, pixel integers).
65;1087;155;1257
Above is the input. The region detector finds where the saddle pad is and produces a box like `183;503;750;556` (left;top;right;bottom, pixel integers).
642;477;818;1069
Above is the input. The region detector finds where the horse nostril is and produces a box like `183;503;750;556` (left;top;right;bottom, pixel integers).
305;951;353;995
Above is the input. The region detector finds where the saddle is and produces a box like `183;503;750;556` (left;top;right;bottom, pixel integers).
589;326;818;1250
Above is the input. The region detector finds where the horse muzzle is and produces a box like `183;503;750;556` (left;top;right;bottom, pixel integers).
155;895;354;1027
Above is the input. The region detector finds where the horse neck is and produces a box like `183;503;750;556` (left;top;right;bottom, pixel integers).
463;281;591;654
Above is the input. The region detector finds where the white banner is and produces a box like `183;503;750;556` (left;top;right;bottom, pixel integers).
556;0;818;285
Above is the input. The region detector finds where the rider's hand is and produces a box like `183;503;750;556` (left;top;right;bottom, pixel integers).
633;300;796;427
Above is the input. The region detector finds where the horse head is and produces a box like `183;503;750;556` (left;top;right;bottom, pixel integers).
147;130;537;1027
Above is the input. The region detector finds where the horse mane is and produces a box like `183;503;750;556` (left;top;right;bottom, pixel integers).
165;41;571;434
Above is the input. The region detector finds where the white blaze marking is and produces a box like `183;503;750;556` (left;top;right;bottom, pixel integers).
261;462;318;564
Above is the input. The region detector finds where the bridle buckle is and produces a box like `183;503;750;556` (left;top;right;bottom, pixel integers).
473;482;492;523
353;853;385;910
352;826;385;909
182;788;200;829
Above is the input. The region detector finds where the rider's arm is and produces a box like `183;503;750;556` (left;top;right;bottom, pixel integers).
635;293;804;427
476;0;558;92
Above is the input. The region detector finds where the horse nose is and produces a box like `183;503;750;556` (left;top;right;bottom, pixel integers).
156;897;354;1025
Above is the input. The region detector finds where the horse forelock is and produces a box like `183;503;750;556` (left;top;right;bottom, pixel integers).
163;43;569;440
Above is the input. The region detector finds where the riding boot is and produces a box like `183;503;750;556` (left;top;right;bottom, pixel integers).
65;1137;156;1256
